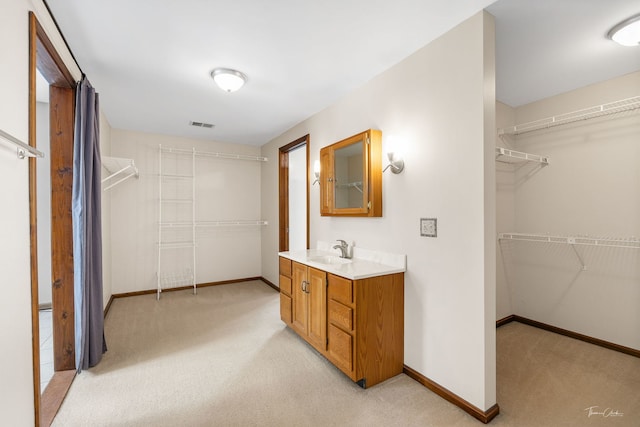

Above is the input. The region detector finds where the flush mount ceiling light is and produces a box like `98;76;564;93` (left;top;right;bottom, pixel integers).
211;68;247;92
607;13;640;46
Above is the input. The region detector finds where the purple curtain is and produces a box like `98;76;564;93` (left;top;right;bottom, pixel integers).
72;75;107;372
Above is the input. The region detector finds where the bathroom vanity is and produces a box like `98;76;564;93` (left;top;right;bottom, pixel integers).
278;246;405;388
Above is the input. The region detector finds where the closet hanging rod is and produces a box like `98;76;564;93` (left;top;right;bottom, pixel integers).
499;233;640;250
0;128;44;159
160;146;267;162
498;95;640;136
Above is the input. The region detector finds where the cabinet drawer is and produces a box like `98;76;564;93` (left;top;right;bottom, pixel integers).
279;257;292;277
328;274;352;305
279;274;292;296
328;300;353;331
328;324;353;373
280;293;292;325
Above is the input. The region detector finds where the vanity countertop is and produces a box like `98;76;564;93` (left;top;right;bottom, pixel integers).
279;246;406;280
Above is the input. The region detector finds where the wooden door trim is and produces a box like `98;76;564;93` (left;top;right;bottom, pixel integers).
49;85;76;371
278;134;310;252
28;14;40;425
29;11;76;426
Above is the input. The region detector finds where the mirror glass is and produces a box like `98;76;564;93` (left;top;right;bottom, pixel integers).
334;139;364;209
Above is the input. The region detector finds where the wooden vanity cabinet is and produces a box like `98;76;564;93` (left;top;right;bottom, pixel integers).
279;256;404;389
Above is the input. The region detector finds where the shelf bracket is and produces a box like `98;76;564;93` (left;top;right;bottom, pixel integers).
568;238;587;271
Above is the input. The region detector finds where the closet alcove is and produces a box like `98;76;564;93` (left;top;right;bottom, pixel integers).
496;92;640;353
156;145;268;299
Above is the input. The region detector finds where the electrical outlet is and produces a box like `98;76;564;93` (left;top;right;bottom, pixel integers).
420;218;437;237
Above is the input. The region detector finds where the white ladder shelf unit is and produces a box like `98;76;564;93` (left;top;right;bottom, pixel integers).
157;145;197;299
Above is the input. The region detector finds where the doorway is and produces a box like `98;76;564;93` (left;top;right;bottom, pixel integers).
35;67;53;392
29;12;77;426
279;135;310;252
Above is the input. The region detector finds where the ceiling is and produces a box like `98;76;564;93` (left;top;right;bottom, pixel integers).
44;0;640;146
487;0;640;107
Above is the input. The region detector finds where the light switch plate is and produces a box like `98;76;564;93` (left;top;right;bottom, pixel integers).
420;218;437;237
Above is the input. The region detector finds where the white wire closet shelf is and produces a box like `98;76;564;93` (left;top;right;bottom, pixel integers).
499;232;640;250
159;220;268;228
498;96;640;136
197;220;268;226
495;147;549;166
160;146;268;162
158;241;197;249
102;156;139;191
0;128;44;159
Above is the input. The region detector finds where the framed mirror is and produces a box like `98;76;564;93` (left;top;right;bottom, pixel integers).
319;129;382;217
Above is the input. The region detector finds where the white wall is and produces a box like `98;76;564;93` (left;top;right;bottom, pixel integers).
100;111;113;308
0;0;81;424
288;145;307;251
0;1;33;419
261;12;497;411
496;71;640;349
109;130;264;295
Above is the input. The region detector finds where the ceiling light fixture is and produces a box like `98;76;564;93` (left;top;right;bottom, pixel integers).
607;13;640;46
211;68;247;92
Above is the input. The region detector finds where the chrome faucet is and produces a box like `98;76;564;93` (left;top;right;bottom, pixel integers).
333;239;351;259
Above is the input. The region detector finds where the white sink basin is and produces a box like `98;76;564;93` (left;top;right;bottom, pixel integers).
309;255;352;265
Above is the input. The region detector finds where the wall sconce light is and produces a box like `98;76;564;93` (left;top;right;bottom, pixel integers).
607;13;640;46
312;160;320;185
383;152;405;174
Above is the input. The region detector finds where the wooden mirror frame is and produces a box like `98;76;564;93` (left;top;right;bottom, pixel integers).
319;129;382;217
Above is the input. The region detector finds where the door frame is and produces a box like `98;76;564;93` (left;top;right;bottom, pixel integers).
278;135;310;252
29;11;76;425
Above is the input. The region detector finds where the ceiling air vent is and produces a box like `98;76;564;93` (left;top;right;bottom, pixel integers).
189;121;215;129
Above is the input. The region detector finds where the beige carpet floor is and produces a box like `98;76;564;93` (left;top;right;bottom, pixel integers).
52;281;640;426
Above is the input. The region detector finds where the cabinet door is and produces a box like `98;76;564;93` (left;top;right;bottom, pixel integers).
328;324;353;374
307;267;327;351
291;262;308;335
